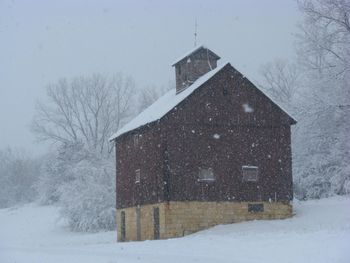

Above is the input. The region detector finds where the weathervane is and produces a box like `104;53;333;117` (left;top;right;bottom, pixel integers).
194;19;198;47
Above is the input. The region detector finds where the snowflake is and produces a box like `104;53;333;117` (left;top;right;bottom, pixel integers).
213;134;220;139
242;103;254;113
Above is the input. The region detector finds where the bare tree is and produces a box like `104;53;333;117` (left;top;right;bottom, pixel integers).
259;59;301;106
32;73;135;155
137;81;174;113
138;86;160;112
297;0;350;76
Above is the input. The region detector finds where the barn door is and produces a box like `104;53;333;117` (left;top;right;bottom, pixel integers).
153;207;160;240
136;207;141;241
120;211;126;241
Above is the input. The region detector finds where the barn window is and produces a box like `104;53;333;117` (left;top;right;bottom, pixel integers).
133;134;139;147
178;66;181;75
223;88;228;96
248;203;264;212
135;169;141;183
198;168;215;182
242;166;258;182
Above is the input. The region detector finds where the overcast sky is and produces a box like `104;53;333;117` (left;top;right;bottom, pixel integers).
0;0;300;155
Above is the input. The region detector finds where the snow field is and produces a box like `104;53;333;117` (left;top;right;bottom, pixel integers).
0;196;349;263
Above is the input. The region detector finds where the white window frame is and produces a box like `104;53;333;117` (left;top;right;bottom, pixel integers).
198;167;215;182
133;134;139;147
135;169;141;183
242;165;258;182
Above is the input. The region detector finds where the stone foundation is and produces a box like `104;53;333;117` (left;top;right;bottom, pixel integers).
116;201;292;241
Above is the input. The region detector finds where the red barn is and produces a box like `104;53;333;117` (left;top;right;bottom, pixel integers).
110;46;296;241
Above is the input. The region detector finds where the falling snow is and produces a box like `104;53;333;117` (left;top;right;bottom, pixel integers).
242;103;254;113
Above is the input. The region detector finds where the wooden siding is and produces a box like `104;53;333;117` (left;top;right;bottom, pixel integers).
116;126;164;209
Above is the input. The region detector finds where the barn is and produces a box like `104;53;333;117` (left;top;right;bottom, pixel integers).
110;46;296;241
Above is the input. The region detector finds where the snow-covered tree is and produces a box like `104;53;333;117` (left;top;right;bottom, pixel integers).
296;0;350;77
36;142;116;231
260;0;350;199
294;0;350;198
36;142;88;205
59;152;115;231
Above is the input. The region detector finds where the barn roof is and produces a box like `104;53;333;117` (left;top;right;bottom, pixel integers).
109;62;297;141
109;62;229;140
171;45;220;66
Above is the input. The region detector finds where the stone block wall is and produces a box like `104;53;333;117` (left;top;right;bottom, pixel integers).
117;201;292;241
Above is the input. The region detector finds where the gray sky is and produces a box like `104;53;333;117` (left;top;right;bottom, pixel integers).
0;0;300;155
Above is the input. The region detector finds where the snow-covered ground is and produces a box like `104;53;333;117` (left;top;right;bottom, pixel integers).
0;197;349;263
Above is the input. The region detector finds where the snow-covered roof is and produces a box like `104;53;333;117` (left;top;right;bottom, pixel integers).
110;60;297;141
109;63;229;140
171;45;220;66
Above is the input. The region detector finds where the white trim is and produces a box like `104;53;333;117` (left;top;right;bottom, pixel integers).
198;167;215;182
198;178;216;182
242;166;258;182
242;165;258;169
135;169;141;184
